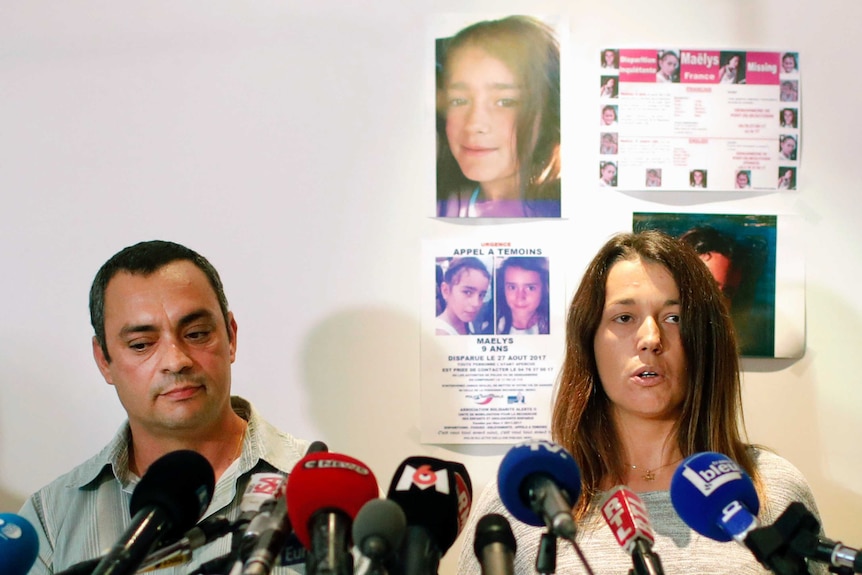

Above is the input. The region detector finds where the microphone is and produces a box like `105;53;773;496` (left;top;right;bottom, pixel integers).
599;486;664;575
670;452;760;544
240;490;292;575
285;451;379;575
497;440;580;541
473;514;516;575
91;450;215;575
0;513;39;575
386;456;473;575
784;501;862;573
352;498;407;575
670;451;809;575
136;514;233;571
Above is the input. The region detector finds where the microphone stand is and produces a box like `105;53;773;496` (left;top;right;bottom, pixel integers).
628;539;664;575
535;532;557;574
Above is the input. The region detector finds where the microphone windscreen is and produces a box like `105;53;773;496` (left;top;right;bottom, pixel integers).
497;440;581;527
473;513;516;557
0;513;39;575
386;457;473;554
352;499;407;558
306;441;329;454
285;452;379;548
130;450;216;541
670;451;760;542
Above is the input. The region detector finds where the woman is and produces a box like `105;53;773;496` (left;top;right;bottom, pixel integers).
436;16;561;218
600;76;617;98
495;257;550;335
436;257;491;335
457;231;822;574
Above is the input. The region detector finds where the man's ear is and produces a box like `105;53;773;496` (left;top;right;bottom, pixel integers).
227;312;238;363
92;336;114;385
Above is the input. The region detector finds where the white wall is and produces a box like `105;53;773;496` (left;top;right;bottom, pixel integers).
2;2;861;574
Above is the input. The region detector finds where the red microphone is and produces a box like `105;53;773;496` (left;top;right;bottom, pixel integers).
600;486;664;575
285;452;379;575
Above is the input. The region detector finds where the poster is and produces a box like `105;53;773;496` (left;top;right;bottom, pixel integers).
433;14;564;218
420;237;565;443
633;212;805;358
599;49;800;191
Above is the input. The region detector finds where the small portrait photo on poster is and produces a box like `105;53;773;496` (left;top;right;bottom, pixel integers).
718;51;747;84
780;79;799;102
779;134;797;161
655;49;679;83
600;104;618;128
599;161;617;187
600;132;618;155
689;169;707;188
494;256;550;335
600;75;618;98
645;168;662;187
633;213;778;357
735;170;751;189
601;48;619;70
780;108;798;129
435;256;494;336
778;167;796;190
781;51;799;75
435;15;561;218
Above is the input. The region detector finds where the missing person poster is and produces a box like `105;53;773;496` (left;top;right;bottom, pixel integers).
420;237;565;444
598;49;800;191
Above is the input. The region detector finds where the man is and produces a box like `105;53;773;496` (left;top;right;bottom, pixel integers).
19;240;310;574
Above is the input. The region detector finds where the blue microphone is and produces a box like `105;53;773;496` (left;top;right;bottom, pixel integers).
497;440;581;541
0;512;39;575
670;451;760;543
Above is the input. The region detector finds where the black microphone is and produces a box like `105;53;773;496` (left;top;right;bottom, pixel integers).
90;450;215;575
779;502;862;574
387;456;473;575
473;514;516;575
352;498;407;575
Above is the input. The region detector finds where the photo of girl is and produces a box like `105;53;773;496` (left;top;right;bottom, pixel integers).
436;15;561;218
435;257;493;335
495;256;550;335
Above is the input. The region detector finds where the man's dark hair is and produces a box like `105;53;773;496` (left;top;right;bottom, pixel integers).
90;240;230;362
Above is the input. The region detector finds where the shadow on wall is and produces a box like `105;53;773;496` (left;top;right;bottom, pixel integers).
299;306;423;468
0;485;25;513
742;281;862;542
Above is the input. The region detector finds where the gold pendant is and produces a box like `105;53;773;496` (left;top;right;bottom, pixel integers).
642;469;656;481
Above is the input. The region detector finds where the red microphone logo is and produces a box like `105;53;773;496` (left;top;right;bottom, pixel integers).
600;486;654;553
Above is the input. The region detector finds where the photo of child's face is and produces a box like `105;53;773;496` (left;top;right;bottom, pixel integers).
503;266;542;320
441;268;490;324
444;46;521;191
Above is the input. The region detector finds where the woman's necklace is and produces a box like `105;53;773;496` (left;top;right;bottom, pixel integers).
627;457;683;482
